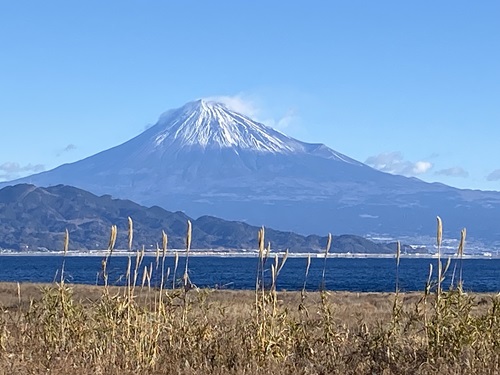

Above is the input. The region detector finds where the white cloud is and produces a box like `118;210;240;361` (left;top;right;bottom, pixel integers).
411;161;433;175
0;162;45;180
261;108;299;131
205;94;259;118
365;151;432;176
205;94;300;133
486;169;500;181
435;167;469;178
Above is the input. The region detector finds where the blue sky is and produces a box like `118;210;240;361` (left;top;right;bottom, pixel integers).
1;1;499;190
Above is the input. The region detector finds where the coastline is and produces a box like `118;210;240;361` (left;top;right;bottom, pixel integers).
0;249;498;259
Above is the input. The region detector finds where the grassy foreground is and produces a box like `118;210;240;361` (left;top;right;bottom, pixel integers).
0;220;498;374
0;282;498;374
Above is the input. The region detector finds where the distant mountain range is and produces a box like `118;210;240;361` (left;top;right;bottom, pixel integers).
2;99;500;247
0;184;398;253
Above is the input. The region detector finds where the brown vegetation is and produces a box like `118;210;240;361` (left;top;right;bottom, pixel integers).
0;220;498;374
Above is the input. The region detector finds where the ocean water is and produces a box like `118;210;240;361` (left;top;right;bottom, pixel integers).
0;255;498;293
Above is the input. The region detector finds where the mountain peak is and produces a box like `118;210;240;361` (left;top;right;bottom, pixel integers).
181;98;227;113
152;99;305;153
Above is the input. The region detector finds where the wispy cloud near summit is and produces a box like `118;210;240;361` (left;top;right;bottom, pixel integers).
205;94;258;118
205;94;300;133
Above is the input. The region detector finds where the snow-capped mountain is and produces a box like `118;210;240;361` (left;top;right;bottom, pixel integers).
154;99;304;153
3;99;500;247
131;99;362;163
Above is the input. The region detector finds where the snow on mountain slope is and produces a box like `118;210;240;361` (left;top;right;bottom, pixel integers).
153;99;301;152
142;99;362;165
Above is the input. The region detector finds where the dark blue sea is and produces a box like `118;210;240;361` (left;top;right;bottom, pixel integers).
0;255;498;292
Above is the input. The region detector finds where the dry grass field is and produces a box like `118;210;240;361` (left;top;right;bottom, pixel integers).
0;221;497;374
0;282;498;374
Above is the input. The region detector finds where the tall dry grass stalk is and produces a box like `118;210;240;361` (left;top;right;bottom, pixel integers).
255;227;265;320
60;228;69;283
172;251;179;289
141;266;148;289
155;243;160;270
457;228;466;289
391;240;403;333
433;216;454;353
318;233;335;346
183;220;192;290
108;224;118;252
181;220;194;323
102;224;118;289
127;216;133;251
436;216;443;296
124;255;132;298
270;250;288;294
162;230;168;255
63;228;69;256
131;246;145;294
423;262;433;348
321;233;332;291
299;254;311;315
251;227;294;359
160;230;168;292
256;227;266;291
395;240;401;293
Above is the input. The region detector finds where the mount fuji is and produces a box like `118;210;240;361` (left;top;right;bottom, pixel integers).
3;99;500;246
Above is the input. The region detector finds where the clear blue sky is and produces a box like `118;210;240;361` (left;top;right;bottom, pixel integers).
1;1;499;190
